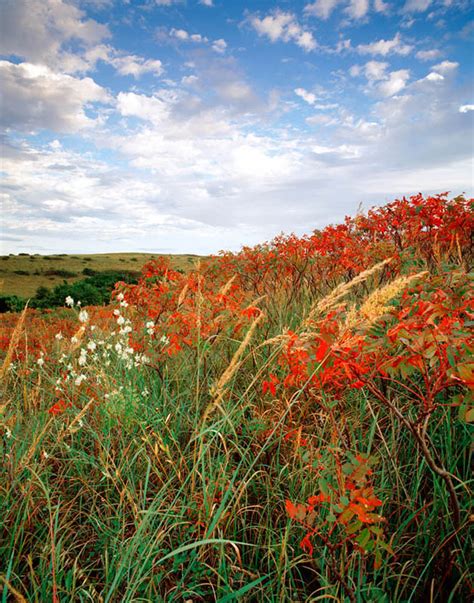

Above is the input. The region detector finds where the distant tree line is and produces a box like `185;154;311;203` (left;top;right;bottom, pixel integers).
0;269;140;313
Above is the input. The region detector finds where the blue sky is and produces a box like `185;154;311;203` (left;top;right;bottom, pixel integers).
1;0;473;254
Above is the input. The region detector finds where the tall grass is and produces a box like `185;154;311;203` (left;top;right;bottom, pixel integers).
1;194;472;602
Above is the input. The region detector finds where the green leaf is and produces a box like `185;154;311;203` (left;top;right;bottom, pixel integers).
356;528;371;550
219;575;269;602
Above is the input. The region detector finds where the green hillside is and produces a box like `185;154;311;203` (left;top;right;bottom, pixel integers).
0;253;202;298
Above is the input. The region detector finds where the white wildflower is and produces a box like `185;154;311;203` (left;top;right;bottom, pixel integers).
160;335;170;345
55;332;63;340
87;341;97;351
5;428;12;439
65;296;74;307
117;293;124;301
75;374;86;386
78;349;87;366
78;309;89;323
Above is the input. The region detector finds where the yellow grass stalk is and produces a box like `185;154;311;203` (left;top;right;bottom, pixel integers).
0;574;27;603
218;275;236;296
176;282;189;308
18;417;54;471
0;302;28;383
209;311;265;406
69;325;87;352
359;271;428;325
306;257;392;322
65;398;95;435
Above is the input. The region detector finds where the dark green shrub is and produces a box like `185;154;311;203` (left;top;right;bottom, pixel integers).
43;269;77;278
0;294;27;312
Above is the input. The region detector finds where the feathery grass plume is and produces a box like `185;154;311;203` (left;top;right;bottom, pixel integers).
218;274;236;296
64;398;95;435
306;258;392;323
0;301;28;384
359;271;428;326
69;324;87;351
18;416;54;471
455;234;464;267
176;282;189;307
209;311;265;406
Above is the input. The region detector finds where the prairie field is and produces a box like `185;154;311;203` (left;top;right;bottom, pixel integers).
0;253;201;298
0;193;472;602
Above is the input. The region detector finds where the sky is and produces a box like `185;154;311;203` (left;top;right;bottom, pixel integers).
0;0;473;255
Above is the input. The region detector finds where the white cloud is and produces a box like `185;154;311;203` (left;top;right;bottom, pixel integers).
169;28;208;43
212;39;227;53
424;72;444;81
304;0;370;19
169;27;226;53
295;88;318;104
1;0;470;256
364;60;389;81
75;45;164;78
171;28;190;41
416;49;442;60
250;11;317;51
110;55;163;77
349;64;362;77
306;114;335;125
0;0;110;70
351;61;410;97
217;81;256;103
345;0;370;19
200;0;214;5
304;0;342;19
374;0;390;13
0;61;111;133
181;75;199;86
377;69;410;96
403;0;432;12
358;33;413;56
432;60;459;74
117;92;171;125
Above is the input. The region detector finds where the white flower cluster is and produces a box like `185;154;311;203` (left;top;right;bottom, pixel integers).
78;309;89;324
37;351;45;367
146;321;155;336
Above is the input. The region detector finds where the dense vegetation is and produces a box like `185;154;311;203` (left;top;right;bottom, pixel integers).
0;193;472;602
0;270;141;312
